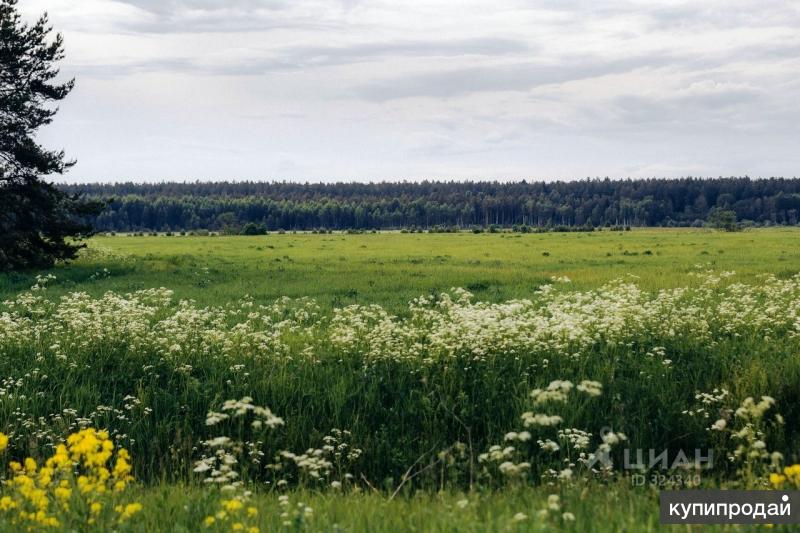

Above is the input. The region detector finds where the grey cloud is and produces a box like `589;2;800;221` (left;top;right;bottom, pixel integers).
354;55;676;101
112;0;351;33
72;37;531;78
644;1;800;31
283;38;531;67
118;16;334;36
114;0;290;15
605;85;765;133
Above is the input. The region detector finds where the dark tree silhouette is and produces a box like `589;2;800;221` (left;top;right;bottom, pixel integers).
0;0;100;270
61;178;800;232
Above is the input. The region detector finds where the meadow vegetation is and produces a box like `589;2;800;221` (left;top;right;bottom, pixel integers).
2;228;799;310
0;228;799;531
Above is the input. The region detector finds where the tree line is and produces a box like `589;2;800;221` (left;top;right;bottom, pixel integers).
62;178;800;232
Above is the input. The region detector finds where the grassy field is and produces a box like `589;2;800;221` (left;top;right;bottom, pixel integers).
1;228;799;310
1;228;799;531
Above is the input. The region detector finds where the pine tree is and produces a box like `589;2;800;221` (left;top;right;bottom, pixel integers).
0;0;101;270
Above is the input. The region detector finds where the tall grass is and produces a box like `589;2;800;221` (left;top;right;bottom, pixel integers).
2;233;800;529
0;272;797;490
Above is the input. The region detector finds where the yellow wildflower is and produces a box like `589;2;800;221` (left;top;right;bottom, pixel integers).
0;496;16;510
54;487;72;501
222;499;244;512
117;502;143;521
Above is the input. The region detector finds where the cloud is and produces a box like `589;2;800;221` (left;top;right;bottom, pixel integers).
108;0;349;33
16;0;800;180
354;55;676;100
612;81;763;125
67;37;531;78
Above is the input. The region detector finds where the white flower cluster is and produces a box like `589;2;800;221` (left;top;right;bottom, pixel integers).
3;271;799;370
206;396;284;430
478;378;619;486
684;388;730;419
194;397;285;491
269;429;362;488
478;445;531;478
327;272;800;363
522;379;603;428
0;288;320;363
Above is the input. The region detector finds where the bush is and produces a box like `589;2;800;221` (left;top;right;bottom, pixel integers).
240;223;267;236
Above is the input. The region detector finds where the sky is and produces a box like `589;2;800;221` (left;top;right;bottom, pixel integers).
19;0;800;183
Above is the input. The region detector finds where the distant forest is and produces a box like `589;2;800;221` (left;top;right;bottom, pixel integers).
61;178;800;232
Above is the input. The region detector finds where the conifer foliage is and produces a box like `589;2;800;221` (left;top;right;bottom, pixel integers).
0;0;100;270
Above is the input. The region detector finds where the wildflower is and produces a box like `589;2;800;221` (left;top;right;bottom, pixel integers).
576;380;603;397
0;432;8;452
538;439;560;452
521;412;563;427
0;428;142;529
54;486;71;502
117;502;143;521
223;499;244;512
773;464;800;488
547;494;561;511
530;380;573;405
770;473;786;487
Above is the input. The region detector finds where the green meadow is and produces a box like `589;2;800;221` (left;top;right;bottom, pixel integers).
2;228;798;310
1;228;799;531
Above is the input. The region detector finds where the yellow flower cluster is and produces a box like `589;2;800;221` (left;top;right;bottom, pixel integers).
770;464;800;488
203;497;260;532
0;429;142;529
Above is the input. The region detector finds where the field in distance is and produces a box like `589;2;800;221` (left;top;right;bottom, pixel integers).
2;227;798;310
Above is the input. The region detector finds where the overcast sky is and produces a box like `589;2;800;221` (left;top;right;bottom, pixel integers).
19;0;800;183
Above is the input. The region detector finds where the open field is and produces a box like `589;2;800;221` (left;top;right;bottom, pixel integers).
1;228;799;531
2;228;799;310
